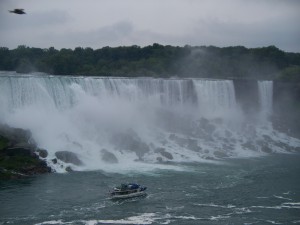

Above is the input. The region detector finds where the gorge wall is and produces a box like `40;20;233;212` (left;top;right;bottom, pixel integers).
273;81;300;138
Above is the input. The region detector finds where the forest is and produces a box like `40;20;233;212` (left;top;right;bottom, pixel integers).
0;44;299;81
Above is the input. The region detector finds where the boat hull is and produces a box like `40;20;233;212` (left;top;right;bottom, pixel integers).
110;191;147;200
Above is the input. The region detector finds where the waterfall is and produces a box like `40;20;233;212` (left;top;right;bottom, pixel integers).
193;79;237;118
0;72;298;172
258;80;273;119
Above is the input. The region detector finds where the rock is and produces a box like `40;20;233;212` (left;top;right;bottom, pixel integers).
198;118;216;134
275;141;289;150
205;156;215;160
222;143;234;152
262;135;273;143
36;149;48;158
213;150;228;158
20;161;51;175
111;131;150;159
156;157;163;163
52;158;58;164
168;134;188;147
161;151;173;160
65;166;73;172
154;147;165;153
187;139;201;152
261;145;272;153
242;141;258;151
55;151;83;166
155;148;173;160
0;124;51;180
101;149;118;163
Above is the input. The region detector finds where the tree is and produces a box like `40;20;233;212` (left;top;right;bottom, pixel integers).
0;44;299;80
278;66;300;82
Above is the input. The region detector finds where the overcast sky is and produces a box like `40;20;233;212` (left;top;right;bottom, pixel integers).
0;0;299;52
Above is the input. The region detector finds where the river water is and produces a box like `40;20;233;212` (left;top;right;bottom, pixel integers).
1;154;300;225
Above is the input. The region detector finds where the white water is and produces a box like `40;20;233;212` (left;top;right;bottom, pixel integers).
0;72;299;172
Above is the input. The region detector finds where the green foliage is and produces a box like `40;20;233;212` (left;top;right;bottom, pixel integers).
0;155;40;170
0;44;299;81
0;154;42;179
0;136;9;150
278;65;300;82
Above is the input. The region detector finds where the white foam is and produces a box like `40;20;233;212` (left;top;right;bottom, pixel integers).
209;215;231;220
35;220;64;225
87;213;169;225
194;203;236;208
36;213;210;225
251;202;300;210
274;195;292;201
282;202;300;209
265;220;283;224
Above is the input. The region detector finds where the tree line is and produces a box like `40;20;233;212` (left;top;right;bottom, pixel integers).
0;44;299;81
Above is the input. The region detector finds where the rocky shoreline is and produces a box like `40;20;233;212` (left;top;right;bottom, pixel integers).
0;124;51;180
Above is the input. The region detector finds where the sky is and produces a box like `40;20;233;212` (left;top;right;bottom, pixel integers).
0;0;299;52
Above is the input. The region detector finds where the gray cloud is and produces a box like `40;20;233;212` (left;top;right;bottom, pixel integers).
0;0;299;52
0;10;70;30
185;13;300;49
50;21;135;48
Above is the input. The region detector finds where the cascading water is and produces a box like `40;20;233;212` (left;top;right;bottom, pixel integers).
0;72;299;172
193;79;237;118
258;80;273;121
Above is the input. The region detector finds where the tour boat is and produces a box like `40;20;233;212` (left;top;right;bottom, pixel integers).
109;183;147;199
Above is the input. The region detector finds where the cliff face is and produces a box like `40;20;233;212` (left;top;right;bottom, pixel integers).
0;124;51;180
273;82;300;138
233;80;259;118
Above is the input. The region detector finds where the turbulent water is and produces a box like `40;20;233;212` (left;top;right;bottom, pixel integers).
0;71;300;224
